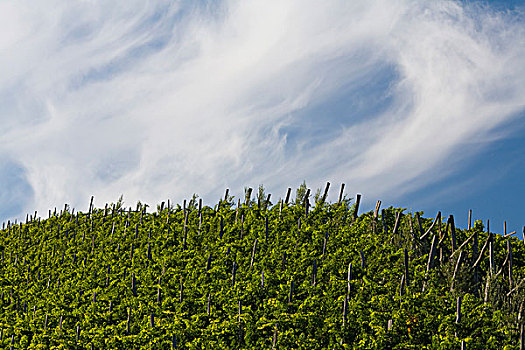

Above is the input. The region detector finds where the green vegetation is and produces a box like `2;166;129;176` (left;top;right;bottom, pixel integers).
0;184;524;349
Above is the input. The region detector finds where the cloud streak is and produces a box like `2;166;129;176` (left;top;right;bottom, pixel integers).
0;0;524;219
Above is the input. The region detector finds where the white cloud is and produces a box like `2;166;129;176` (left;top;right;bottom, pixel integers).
0;0;524;219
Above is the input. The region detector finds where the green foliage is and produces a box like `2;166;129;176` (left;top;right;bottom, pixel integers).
0;190;523;349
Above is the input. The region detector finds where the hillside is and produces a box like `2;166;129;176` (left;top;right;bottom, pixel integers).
0;185;524;349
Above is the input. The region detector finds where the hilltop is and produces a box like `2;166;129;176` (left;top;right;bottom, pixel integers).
0;185;523;349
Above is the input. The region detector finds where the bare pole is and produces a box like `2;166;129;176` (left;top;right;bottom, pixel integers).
352;194;362;222
426;236;437;272
284;188;291;204
338;183;345;204
449;215;457;252
508;240;514;289
321;182;330;204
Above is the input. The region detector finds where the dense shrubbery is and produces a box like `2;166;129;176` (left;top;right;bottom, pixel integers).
0;185;523;349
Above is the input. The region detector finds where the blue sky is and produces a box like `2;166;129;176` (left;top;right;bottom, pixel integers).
0;0;524;237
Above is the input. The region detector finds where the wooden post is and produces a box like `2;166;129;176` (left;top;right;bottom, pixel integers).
110;222;115;243
89;196;94;217
426;236;437;272
443;218;449;241
338;183;345;204
322;234;328;260
347;263;352;295
404;248;409;286
132;273;137;297
456;296;462;323
126;307;131;335
321;182;330;204
305;198;309;218
392;211;401;236
382;210;388;234
206;255;212;272
450;251;464;291
373;200;381;234
238;300;242;322
250;239;258;268
219;217;224;240
304;188;310;208
343;296;348;327
436;211;442;239
183;215;188;250
285;188;291;204
415;213;424;237
508;240;514;289
353;194;361;221
288;279;294;303
245;188;252;205
449;215;457;252
198;213;202;235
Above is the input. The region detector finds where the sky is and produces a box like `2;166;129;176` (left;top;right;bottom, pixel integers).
0;0;524;236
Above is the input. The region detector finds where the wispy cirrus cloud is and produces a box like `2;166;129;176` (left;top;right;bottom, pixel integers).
0;0;524;220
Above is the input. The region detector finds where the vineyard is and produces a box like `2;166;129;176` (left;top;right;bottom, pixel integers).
1;183;525;349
